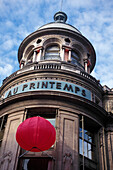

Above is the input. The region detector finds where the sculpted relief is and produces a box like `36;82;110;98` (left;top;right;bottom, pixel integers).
0;151;12;170
63;153;73;170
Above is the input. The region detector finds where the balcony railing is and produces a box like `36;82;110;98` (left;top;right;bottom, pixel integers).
1;61;102;89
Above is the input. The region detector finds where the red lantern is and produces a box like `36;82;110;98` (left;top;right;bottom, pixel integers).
16;117;56;152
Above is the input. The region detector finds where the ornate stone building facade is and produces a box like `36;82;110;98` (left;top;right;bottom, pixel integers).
0;11;113;170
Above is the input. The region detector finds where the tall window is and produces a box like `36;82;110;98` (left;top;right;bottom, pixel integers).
79;128;95;160
79;116;96;161
25;45;34;64
26;108;56;129
0;115;8;147
71;50;79;65
17;108;56;170
44;45;60;60
26;107;57;148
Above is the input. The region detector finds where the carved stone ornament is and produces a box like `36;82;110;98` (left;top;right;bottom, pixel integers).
63;152;73;170
0;151;12;170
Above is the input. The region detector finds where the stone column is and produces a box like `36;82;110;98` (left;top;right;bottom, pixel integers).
84;59;88;72
56;110;79;170
106;121;113;170
36;49;42;62
33;51;36;62
61;48;65;61
68;50;71;62
0;111;24;170
99;127;108;170
20;60;25;69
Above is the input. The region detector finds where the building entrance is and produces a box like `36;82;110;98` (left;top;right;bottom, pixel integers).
19;158;53;170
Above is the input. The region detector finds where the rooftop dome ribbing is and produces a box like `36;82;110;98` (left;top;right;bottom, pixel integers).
38;11;81;34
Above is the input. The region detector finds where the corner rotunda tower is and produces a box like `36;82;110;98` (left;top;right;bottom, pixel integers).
0;11;113;170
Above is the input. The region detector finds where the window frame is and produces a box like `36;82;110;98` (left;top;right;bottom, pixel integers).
79;127;96;160
17;108;57;169
79;116;97;161
25;107;58;150
44;44;61;60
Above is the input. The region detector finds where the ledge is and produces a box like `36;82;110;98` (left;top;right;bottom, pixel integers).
1;61;102;91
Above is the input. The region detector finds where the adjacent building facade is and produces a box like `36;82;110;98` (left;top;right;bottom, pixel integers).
0;11;113;170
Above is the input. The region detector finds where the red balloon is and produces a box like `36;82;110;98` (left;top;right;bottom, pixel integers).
16;117;56;152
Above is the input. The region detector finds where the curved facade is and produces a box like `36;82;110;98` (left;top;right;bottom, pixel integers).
0;12;113;170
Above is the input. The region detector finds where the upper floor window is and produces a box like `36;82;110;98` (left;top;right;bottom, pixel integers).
44;45;60;60
79;116;96;161
17;108;56;170
79;127;95;160
71;50;79;65
0;115;8;147
25;45;34;56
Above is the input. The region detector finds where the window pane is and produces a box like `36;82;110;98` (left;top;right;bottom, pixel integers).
84;141;87;157
46;46;59;51
79;126;95;161
84;130;88;140
71;57;78;65
88;136;92;143
45;45;60;60
23;159;29;170
46;118;55;127
71;51;79;65
79;138;83;155
71;51;79;60
88;143;92;159
79;127;82;138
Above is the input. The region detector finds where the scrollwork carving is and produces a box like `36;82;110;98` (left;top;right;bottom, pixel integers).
0;151;12;170
63;152;73;170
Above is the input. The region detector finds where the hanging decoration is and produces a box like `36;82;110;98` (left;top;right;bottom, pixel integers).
16;116;56;152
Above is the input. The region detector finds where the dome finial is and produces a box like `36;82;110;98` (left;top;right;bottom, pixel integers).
54;11;67;23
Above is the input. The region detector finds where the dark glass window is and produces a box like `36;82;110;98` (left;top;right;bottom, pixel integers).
71;51;79;65
79;116;99;170
79;116;96;161
26;109;56;128
25;45;34;55
59;16;64;21
18;158;54;170
79;127;95;160
56;16;59;20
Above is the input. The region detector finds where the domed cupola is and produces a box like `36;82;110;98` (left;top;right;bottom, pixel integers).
18;11;96;74
54;11;67;23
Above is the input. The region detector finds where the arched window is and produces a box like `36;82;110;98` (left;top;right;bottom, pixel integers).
71;50;79;65
25;45;34;56
44;45;60;60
